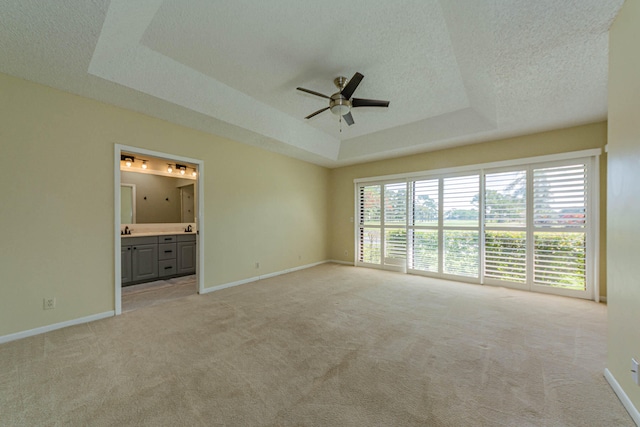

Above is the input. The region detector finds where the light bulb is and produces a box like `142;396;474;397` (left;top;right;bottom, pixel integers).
180;169;186;175
167;165;173;173
192;170;197;177
125;159;132;167
141;161;147;169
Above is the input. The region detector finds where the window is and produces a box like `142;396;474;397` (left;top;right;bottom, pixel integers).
443;175;479;278
532;163;587;291
358;185;381;264
483;170;527;284
408;179;439;272
355;151;598;299
357;181;407;271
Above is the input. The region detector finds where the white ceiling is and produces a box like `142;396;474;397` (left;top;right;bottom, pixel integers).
0;0;624;167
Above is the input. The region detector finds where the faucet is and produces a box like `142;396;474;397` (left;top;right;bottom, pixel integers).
185;224;192;233
122;226;131;235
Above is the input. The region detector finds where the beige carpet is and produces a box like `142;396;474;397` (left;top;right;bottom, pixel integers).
122;274;197;313
0;263;633;426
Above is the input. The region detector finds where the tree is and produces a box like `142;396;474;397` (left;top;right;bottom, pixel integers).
413;194;437;223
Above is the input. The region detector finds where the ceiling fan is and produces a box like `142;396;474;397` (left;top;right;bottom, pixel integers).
296;72;390;126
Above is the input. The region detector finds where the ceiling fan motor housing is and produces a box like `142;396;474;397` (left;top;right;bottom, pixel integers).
330;93;351;116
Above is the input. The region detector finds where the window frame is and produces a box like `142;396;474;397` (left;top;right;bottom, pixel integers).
354;149;600;300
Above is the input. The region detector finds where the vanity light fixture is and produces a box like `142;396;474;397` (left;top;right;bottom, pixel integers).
176;164;187;175
121;155;134;167
167;164;173;173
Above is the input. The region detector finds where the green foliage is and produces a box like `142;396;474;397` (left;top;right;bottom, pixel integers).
413;194;438;224
485;231;527;282
411;230;438;272
534;232;585;289
443;231;479;277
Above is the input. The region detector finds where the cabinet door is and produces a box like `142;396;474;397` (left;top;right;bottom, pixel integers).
132;243;158;281
177;242;196;275
121;246;132;284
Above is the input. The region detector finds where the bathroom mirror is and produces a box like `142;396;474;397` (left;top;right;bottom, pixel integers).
121;170;196;224
120;184;136;224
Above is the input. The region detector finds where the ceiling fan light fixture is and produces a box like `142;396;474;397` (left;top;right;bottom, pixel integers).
330;104;350;116
329;94;351;116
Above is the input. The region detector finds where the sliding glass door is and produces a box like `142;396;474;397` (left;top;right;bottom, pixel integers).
357;181;407;271
355;155;596;299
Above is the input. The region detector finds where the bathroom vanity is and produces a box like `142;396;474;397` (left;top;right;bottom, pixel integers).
121;233;196;286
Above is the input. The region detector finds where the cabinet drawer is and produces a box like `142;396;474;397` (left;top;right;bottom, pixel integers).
177;234;196;242
122;236;157;246
158;243;177;260
158;235;177;243
158;259;177;277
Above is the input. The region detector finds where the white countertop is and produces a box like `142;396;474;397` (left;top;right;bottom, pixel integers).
122;231;196;237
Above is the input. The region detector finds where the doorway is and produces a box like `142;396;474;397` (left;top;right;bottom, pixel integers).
114;144;205;315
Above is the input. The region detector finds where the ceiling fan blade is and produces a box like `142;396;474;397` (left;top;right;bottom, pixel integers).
352;98;390;108
297;87;331;99
340;72;364;99
343;112;355;126
305;107;330;119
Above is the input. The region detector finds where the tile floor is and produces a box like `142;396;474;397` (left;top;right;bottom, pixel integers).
121;274;197;312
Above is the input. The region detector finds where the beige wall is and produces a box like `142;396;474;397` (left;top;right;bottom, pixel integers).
607;0;640;412
0;73;330;337
329;122;608;297
0;69;611;340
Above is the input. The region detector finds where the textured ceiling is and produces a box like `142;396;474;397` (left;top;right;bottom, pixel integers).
0;0;624;167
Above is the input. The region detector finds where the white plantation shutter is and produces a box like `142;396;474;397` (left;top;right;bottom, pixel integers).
442;175;480;278
533;232;586;288
355;152;597;299
484;231;527;283
484;171;526;227
443;230;479;277
443;175;479;227
534;164;586;228
357;185;382;264
408;179;439;272
532;163;587;290
356;181;407;270
484;170;527;284
384;183;407;266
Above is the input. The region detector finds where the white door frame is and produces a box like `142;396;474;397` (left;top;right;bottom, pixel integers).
114;144;205;315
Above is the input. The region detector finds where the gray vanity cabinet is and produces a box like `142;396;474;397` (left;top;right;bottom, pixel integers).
158;241;177;278
177;234;196;275
121;234;195;286
122;236;158;283
132;243;158;281
121;246;132;284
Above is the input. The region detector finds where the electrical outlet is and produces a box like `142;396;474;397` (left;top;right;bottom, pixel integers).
344;250;348;256
255;262;260;269
43;297;56;310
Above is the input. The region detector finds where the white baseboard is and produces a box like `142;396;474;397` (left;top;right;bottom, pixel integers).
200;260;330;295
604;368;640;425
1;261;349;343
0;311;114;345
